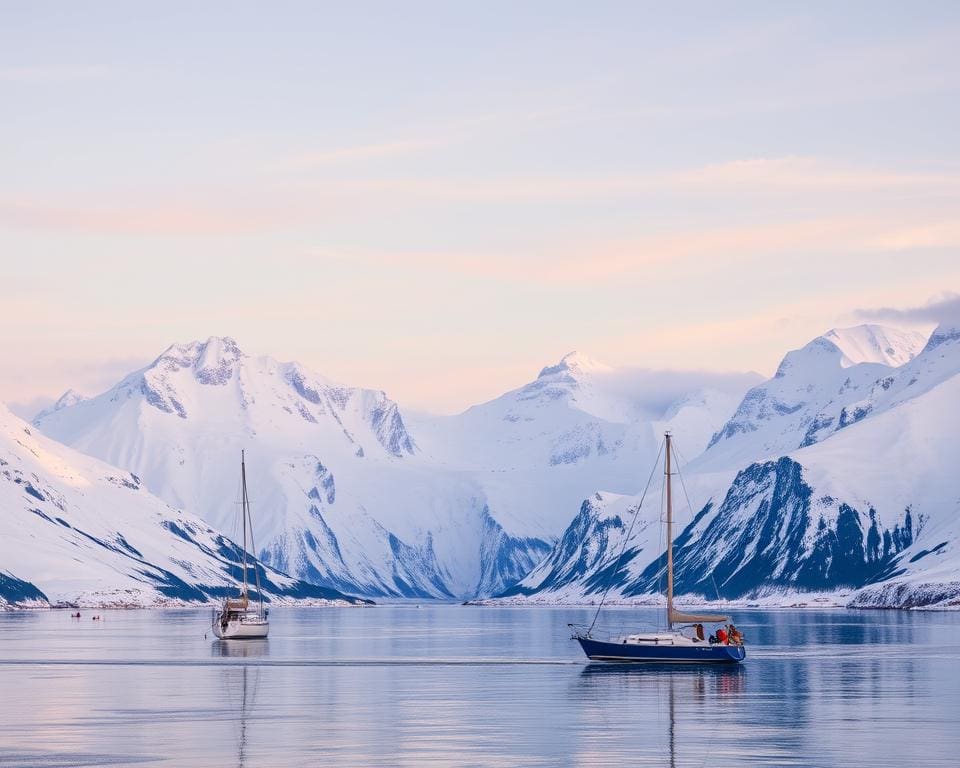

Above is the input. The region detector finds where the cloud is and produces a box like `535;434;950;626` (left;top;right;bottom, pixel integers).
306;211;960;286
296;157;960;205
0;354;150;415
662;156;960;194
854;292;960;328
287;138;442;167
5;395;54;421
281;107;574;170
591;367;763;417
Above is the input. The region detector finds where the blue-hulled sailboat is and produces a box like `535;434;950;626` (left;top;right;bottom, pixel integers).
571;433;746;663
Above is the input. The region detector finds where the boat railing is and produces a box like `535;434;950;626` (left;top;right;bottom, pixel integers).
569;621;661;642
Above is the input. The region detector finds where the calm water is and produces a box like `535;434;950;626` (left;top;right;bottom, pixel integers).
0;605;958;767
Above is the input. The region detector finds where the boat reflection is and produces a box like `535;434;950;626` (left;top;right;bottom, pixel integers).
579;662;745;693
212;638;270;658
576;664;746;767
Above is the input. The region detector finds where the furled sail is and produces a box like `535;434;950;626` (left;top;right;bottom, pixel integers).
669;607;728;625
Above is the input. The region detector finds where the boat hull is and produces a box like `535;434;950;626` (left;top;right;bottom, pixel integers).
213;618;269;640
576;636;745;663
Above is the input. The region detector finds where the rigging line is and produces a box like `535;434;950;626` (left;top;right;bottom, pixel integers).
228;476;246;569
587;439;664;636
672;438;722;603
657;454;667;603
673;438;700;528
245;477;265;610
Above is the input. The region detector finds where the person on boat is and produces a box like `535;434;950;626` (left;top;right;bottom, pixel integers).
728;624;744;645
716;626;728;645
694;623;705;642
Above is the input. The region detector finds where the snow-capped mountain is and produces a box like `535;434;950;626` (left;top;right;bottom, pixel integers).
0;402;362;608
34;338;558;598
408;352;756;533
33;337;469;599
503;323;960;608
33;341;756;599
32;389;86;422
701;324;927;469
39;323;955;608
822;324;927;368
414;352;755;469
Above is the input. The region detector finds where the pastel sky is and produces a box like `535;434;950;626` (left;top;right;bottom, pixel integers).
2;2;959;415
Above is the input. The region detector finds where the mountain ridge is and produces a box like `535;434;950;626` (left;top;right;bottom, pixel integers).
499;322;960;609
33;338;756;599
0;402;366;608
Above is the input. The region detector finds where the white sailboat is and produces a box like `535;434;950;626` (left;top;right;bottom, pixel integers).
212;451;269;640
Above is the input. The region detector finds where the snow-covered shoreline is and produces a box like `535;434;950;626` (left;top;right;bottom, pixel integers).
1;596;373;611
469;586;960;611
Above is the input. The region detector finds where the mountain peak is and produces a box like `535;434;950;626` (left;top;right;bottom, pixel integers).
153;336;244;386
774;324;925;379
820;324;927;368
158;335;243;362
54;388;86;408
31;389;87;423
537;351;609;379
922;323;960;353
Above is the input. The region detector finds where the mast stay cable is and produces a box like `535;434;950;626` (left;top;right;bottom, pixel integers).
586;439;664;636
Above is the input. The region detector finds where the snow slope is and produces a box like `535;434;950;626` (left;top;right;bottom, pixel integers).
701;325;927;469
0;403;363;608
32;389;86;422
822;324;926;368
408;352;756;536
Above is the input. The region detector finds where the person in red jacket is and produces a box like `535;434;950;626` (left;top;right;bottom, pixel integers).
716;626;728;645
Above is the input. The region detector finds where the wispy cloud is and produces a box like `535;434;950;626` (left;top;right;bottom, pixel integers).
854;292;960;327
287;138;443;167
6;157;960;243
662;156;960;194
279;106;578;170
291;156;960;205
1;353;149;417
307;210;960;285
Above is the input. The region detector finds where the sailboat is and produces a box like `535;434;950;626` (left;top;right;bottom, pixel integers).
212;451;269;640
570;433;745;663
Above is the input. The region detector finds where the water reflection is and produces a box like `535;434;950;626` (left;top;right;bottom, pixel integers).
219;664;261;767
210;640;267;767
577;665;746;767
212;639;270;659
0;606;958;767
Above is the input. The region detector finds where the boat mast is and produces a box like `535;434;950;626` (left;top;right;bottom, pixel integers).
241;450;249;601
241;450;265;616
665;431;674;630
